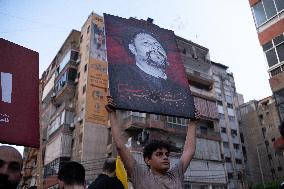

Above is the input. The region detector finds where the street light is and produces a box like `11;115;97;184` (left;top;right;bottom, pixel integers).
256;144;265;189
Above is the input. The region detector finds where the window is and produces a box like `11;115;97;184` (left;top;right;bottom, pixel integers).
240;133;245;143
268;154;272;160
263;34;284;68
231;129;237;137
200;126;208;135
275;0;284;12
235;159;242;164
83;85;86;94
272;138;275;142
233;143;240;150
153;114;161;121
262;128;266;138
223;142;229;148
262;0;277;19
84;64;87;72
278;166;283;171
167;116;187;127
227;173;233;179
227;103;233;109
228;116;235;121
225;157;231;162
270;66;282;76
221;127;226;133
252;0;284;28
87;25;90;34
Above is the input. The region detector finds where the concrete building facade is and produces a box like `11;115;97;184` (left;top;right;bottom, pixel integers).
238;96;284;187
211;62;245;189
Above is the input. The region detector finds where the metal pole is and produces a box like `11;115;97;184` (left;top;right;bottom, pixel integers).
256;145;265;188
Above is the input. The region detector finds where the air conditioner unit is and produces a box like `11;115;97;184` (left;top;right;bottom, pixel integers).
76;58;81;65
77;117;83;123
69;123;75;129
69;103;74;109
51;92;56;98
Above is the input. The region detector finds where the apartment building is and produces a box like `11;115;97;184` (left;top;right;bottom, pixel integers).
248;0;284;152
238;96;284;187
211;62;245;189
32;13;234;188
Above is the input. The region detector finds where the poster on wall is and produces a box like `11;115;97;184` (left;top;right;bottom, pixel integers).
85;58;108;125
104;14;195;118
90;14;107;62
0;39;39;147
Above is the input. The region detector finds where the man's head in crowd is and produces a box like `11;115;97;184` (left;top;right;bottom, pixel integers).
58;161;85;189
0;145;23;189
102;158;117;177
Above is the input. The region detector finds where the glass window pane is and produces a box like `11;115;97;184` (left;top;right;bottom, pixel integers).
278;103;284;121
275;89;284;104
276;43;284;62
275;0;284;12
253;2;267;26
263;41;273;51
266;48;278;67
273;34;284;46
263;0;277;19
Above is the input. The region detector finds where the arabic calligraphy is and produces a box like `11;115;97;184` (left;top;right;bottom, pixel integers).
118;84;187;107
0;113;10;123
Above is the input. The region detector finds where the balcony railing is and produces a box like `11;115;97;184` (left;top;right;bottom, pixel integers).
44;157;70;178
53;68;77;104
185;66;213;83
197;129;221;141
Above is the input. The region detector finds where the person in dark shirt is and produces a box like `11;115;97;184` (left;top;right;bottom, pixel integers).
88;158;124;189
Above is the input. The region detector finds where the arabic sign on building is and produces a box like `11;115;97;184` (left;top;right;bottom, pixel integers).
0;38;39;147
85;14;109;125
104;14;195;118
85;58;108;125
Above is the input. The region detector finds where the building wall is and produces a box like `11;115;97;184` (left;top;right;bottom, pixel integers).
239;97;284;187
212;63;245;189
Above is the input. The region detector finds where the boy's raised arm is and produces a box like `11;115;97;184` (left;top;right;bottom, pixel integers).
106;98;135;176
180;120;197;173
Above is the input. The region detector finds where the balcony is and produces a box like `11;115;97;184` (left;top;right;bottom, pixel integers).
44;157;70;178
44;133;72;165
194;96;219;120
190;86;215;99
122;115;147;131
53;68;77;104
122;113;188;134
47;112;74;140
185;67;214;89
197;121;221;141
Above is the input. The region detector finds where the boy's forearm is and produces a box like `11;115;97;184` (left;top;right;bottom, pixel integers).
184;122;197;157
110;111;135;174
180;120;197;172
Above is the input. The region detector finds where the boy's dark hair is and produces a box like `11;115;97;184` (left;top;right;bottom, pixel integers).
280;121;284;138
102;158;116;173
143;140;171;160
58;161;85;186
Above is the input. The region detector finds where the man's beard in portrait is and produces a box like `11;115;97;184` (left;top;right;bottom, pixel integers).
0;174;19;189
145;51;168;70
